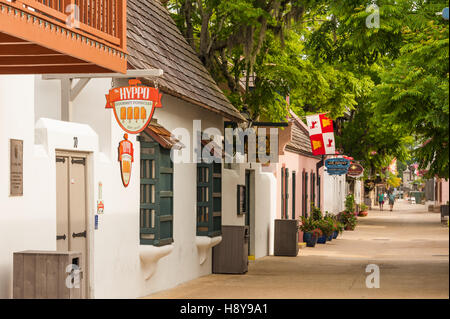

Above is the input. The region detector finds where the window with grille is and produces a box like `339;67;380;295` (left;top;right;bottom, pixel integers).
139;132;174;246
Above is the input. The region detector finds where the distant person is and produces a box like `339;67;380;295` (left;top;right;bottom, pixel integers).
378;193;385;211
389;192;396;211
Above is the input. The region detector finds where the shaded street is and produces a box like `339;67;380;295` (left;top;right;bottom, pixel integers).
146;200;449;299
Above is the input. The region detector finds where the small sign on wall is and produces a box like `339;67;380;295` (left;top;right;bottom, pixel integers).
10;139;23;196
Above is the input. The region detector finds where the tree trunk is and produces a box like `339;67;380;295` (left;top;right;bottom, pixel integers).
183;0;195;50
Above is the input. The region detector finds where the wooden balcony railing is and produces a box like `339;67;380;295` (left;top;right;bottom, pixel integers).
18;0;125;47
0;0;127;74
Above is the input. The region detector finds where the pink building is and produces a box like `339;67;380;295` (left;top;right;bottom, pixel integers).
436;179;449;206
267;111;322;237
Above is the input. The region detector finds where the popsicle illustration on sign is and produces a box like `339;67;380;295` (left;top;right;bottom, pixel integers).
306;114;336;156
118;134;134;188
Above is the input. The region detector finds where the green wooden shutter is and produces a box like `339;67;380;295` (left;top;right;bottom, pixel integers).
305;172;309;218
158;147;174;246
211;163;222;237
311;172;315;210
317;175;321;209
281;167;285;219
197;162;222;237
285;168;289;219
140;137;173;246
292;171;296;220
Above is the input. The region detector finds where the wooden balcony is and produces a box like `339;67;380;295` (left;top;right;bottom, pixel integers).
0;0;127;74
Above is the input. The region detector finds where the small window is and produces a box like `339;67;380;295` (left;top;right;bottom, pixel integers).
140;132;174;246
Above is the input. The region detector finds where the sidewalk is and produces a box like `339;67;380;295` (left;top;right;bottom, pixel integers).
145;200;449;299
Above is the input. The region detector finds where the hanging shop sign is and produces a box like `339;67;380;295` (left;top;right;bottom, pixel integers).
118;134;134;187
347;163;364;177
306;114;336;156
325;158;351;176
105;79;162;134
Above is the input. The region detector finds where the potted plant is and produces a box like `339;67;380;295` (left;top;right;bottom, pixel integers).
325;217;335;241
337;222;345;237
345;194;357;216
317;219;334;243
311;205;323;221
300;217;321;247
358;203;369;217
339;211;357;231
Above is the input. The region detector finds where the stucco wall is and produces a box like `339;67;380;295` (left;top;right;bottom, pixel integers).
0;75;55;299
322;171;346;214
271;151;321;220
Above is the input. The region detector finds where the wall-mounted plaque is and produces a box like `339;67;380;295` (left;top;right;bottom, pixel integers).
10;139;23;196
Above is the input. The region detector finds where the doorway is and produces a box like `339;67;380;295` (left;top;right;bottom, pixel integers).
55;151;89;299
245;170;255;258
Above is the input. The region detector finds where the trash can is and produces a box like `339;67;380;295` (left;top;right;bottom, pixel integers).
410;192;424;204
13;250;83;299
441;205;449;223
274;219;299;257
212;226;249;274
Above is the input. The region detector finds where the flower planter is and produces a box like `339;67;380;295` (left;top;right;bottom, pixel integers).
327;234;333;241
333;231;338;239
303;232;318;247
358;211;368;217
345;225;355;231
317;235;327;244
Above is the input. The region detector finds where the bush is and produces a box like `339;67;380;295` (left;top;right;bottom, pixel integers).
338;211;357;230
360;203;368;212
299;216;317;233
345;194;356;213
311;206;323;221
317;218;334;237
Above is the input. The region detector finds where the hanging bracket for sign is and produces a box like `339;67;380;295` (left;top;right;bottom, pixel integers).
42;69;164;122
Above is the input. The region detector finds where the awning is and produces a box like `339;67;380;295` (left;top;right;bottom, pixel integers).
144;122;185;150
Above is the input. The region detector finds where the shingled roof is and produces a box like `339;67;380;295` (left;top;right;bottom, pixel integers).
285;110;320;159
126;0;244;122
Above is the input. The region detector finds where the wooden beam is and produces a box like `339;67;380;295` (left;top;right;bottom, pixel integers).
0;33;29;43
71;78;90;101
0;55;86;65
0;64;111;74
42;69;165;80
0;44;57;56
61;78;72;122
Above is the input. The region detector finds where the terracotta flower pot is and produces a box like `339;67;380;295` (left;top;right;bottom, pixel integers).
358;211;368;217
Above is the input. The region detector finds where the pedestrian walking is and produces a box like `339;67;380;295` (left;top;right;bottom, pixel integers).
378;192;385;211
389;192;396;211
